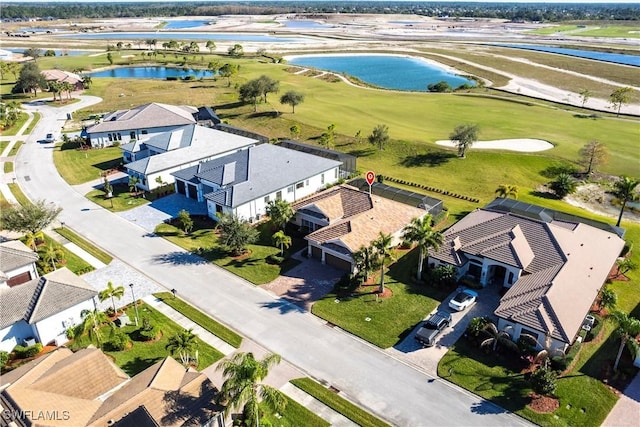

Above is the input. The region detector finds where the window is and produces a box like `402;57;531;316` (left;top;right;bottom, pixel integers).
108;134;113;142
130;131;136;139
141;130;148;135
321;174;325;184
276;191;282;200
287;186;294;193
216;204;223;213
296;182;304;189
305;179;309;186
117;133;122;141
334;168;338;179
264;196;270;204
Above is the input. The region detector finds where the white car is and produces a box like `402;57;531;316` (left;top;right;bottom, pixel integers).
448;289;478;311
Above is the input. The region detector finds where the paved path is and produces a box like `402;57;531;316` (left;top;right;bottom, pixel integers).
602;371;640;427
12;95;532;426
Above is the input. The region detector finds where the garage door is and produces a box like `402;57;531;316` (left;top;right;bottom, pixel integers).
311;246;322;259
325;253;352;271
8;271;32;287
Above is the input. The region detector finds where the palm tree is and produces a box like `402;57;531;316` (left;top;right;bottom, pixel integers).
271;230;291;256
598;286;617;314
550;173;577;199
609;310;640;372
352;245;378;284
128;175;140;194
373;232;393;294
24;230;44;251
613;176;639;227
265;199;295;230
166;328;199;367
401;215;443;281
480;322;518;353
99;281;125;314
495;184;519;199
42;243;64;271
217;352;287;427
79;309;110;348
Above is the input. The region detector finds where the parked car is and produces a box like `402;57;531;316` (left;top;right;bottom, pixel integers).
448;288;478;311
44;133;55;143
415;310;452;347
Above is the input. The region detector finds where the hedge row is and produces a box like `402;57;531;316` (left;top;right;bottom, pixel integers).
383;176;480;203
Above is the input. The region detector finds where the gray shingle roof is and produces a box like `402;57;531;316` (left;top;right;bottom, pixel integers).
126;125;257;175
0;240;39;274
0;279;38;329
87;103;196;134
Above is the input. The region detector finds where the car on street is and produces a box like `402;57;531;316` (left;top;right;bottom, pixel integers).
415;310;452;347
44;133;55;143
448;288;478;311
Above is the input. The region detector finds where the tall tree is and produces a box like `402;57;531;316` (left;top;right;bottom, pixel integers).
78;309;110;348
578;140;608;175
352;245;378;284
373;232;393;294
15;62;45;96
271;230;291;256
280;90;305;113
99;281;125;314
217;352;287;427
24;230;44;251
549;173;577;199
42;243;64;271
265;199;294;230
1;199;62;235
219;63;238;87
401;215;443;281
216;213;258;256
239;79;263;112
609;87;633;117
613;176;639;227
609;310;640;372
205;40;216;53
176;209;194;234
227;44;244;57
495;184;519;199
128;175;140;194
450;123;479;158
368;124;390;151
256;75;279;103
23;48;42;61
166;328;199;367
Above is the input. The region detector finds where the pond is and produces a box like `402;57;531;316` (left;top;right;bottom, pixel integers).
89;66;214;79
163;20;213;29
286;54;476;91
58;32;310;43
3;47;91;57
499;44;640;67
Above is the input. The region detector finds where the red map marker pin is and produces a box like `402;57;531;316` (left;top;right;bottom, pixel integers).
365;171;375;186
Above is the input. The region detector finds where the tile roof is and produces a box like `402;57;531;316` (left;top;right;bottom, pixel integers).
0;279;38;329
87;103;197;134
0;240;39;274
41;69;82;85
126;125;257;175
301;185;427;253
433;207;625;343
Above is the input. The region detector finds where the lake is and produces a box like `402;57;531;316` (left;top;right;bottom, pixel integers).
286;54;476;91
163;20;213;29
58;32;310;43
500;44;640;67
4;47;91;57
89;66;214;79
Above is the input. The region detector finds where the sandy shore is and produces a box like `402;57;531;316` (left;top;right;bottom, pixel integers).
435;138;554;153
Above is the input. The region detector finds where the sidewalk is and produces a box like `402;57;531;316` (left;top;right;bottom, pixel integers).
47;226;107;269
602;371;640;427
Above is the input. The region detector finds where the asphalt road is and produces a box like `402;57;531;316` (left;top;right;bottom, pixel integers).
16;97;532;426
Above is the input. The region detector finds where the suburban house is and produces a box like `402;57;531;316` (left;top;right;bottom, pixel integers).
41;69;84;91
0;267;98;352
0;240;39;288
85;102;199;148
291;184;430;272
428;198;625;352
171;143;342;222
0;347;225;427
123;125;258;191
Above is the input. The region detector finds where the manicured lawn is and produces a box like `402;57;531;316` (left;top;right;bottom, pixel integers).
154;218;303;285
24;112;40;135
0;141;9;154
312;249;450;348
261;396;329;427
69;303;224;376
0;112;29;137
86;182;149;211
153;292;242;348
4;162;13;173
52;144;122;185
30;234;94;275
7;183;30;206
290;378;390;427
7;141;22;156
54;226;113;265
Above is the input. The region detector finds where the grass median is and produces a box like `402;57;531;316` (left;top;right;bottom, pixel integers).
153;292;242;348
54;226;113;265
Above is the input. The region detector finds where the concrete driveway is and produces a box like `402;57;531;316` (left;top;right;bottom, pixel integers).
388;285;503;375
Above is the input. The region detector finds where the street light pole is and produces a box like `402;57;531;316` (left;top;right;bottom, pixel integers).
129;283;139;326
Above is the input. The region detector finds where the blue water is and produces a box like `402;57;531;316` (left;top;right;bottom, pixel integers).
282;20;332;29
500;44;640;67
89;66;214;79
287;55;475;91
3;47;90;57
164;20;212;29
58;32;309;43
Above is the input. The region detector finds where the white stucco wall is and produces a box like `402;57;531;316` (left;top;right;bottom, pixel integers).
88;125;182;148
0;321;35;352
497;318;568;353
32;299;95;346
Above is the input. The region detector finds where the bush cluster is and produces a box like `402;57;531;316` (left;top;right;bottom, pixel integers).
13;343;43;359
0;351;9;370
105;330;130;351
384;176;480;203
137;317;159;341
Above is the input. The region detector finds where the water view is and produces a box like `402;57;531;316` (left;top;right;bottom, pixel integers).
287;54;475;91
58;32;309;43
89;66;214;79
4;47;91;57
500;44;640;67
163;20;212;29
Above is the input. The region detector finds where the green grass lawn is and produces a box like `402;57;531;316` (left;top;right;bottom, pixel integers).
52;144;122;185
261;396;329;427
153;292;242;348
53;226;113;265
0;112;29;137
7;141;22;156
0;141;9;154
31;234;95;275
154;218;303;285
312;249;451;348
290;378;390;427
69;302;224;376
24;112;40;135
7;183;30;206
4;162;13;173
86;182;150;211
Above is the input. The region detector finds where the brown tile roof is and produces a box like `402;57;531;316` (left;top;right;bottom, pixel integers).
0;240;39;274
302;186;427;253
291;185;372;221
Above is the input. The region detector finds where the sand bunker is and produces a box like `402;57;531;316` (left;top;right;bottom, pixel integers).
435;138;554;153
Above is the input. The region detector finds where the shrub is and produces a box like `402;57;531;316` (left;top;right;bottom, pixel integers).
550;356;569;372
105;330;130;351
137;317;159;341
105;307;116;318
0;351;9;369
66;327;75;340
13;343;43;359
267;254;284;264
530;365;557;395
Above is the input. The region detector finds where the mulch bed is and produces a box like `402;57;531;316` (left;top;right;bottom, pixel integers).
527;393;559;414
